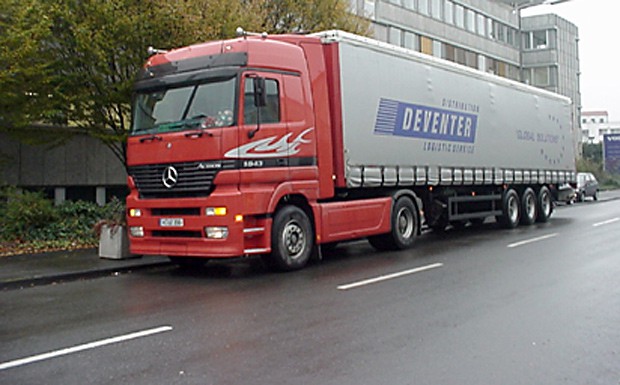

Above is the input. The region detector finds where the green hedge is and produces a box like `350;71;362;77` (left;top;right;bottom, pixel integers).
0;188;125;249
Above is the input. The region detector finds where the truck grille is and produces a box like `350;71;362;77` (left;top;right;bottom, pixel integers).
128;160;236;199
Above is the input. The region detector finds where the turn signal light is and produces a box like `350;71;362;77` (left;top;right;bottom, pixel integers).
206;207;227;216
129;208;142;217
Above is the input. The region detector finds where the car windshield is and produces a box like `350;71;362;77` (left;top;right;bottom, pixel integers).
131;77;236;135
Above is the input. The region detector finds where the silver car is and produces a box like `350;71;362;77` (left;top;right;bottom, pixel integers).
576;172;599;201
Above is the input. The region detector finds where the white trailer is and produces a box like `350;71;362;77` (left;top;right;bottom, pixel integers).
318;31;575;230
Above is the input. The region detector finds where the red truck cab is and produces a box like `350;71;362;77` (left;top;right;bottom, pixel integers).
126;33;395;270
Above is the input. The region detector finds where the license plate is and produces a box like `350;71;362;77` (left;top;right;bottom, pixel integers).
159;218;184;227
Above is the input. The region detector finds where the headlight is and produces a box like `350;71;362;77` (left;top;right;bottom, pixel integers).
129;226;144;237
205;226;228;239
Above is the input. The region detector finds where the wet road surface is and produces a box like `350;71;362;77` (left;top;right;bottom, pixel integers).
1;198;620;384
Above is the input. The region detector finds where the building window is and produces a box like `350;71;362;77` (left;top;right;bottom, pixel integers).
524;30;553;50
533;30;547;49
444;0;453;24
364;0;376;19
404;31;419;51
485;56;496;74
402;0;414;10
455;4;464;28
433;40;442;58
465;9;475;33
476;14;486;36
495;22;506;43
419;0;429;15
533;67;549;86
388;26;402;46
506;64;520;81
431;0;443;20
507;28;516;47
443;43;456;62
525;66;558;87
486;18;493;39
421;35;433;55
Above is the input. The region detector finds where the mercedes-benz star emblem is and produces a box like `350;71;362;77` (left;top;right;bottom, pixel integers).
162;166;178;189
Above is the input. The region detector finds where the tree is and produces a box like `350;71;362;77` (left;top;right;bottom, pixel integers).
262;0;369;34
0;0;368;164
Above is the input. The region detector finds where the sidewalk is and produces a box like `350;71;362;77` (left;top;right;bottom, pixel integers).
0;248;170;290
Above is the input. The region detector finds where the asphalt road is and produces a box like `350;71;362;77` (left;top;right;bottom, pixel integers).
1;198;619;384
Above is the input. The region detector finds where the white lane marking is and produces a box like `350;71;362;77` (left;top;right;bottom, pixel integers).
507;233;558;248
337;263;443;291
0;326;173;371
593;218;620;227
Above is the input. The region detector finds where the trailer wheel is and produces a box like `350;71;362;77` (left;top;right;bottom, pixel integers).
520;188;537;226
268;205;313;271
536;186;553;223
498;189;520;229
368;196;418;251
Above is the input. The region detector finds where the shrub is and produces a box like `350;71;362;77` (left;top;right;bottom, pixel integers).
0;187;127;253
0;188;57;241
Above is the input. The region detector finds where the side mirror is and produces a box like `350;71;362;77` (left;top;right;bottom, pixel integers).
253;77;267;107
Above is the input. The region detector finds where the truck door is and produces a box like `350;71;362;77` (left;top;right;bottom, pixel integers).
235;73;289;183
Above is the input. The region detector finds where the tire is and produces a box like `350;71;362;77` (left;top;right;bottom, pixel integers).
536;186;553;223
268;205;313;271
498;189;520;229
368;196;419;251
593;191;598;201
576;191;584;202
520;188;537;226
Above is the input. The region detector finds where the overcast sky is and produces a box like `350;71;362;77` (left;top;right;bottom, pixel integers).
523;0;620;121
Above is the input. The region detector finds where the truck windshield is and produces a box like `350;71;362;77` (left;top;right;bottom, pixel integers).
131;76;236;135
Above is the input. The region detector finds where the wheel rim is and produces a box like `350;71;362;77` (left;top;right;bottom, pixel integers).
282;220;305;259
508;195;519;224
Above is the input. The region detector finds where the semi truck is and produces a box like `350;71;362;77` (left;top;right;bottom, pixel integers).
126;30;575;271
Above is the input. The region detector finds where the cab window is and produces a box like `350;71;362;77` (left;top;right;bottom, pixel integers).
244;78;280;124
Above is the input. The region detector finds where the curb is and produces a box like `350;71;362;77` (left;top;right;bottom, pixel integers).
0;261;171;291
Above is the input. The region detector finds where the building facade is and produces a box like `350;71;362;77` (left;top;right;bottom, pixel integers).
581;111;620;144
0;132;127;205
521;13;581;154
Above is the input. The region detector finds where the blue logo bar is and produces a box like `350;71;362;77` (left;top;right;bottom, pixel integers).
374;98;478;143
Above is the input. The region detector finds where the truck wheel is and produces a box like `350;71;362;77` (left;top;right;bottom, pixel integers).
269;205;313;271
520;188;537;226
368;196;418;251
499;189;520;229
536;186;553;223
